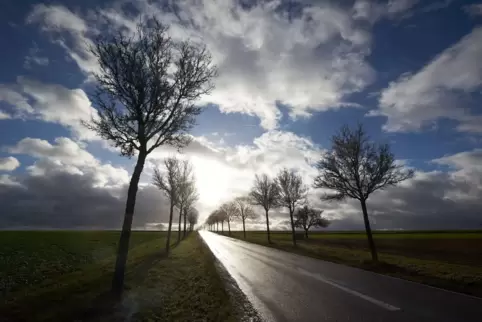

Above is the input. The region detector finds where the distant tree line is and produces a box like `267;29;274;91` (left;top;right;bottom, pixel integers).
205;168;330;240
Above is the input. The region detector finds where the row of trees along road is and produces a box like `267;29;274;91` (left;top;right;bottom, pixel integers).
208;124;414;264
84;15;413;297
152;157;199;253
83;18;216;296
206;197;257;237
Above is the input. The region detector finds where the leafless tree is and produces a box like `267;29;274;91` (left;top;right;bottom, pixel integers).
217;209;227;233
176;160;196;242
205;213;214;231
84;18;217;295
294;206;330;239
313;124;414;262
249;174;280;243
182;186;199;237
187;208;199;232
276;168;308;247
207;210;220;231
153;157;181;254
234;196;258;239
219;201;237;236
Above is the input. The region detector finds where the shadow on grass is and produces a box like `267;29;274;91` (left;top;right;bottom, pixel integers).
77;243;184;321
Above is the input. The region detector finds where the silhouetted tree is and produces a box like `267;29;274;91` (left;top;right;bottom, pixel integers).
276;168;307;247
187;208;199;231
84;18;217;295
249;174;280;243
205;213;213;231
313;124;414;262
182;187;199;237
176;160;195;242
219;201;237;236
217;209;226;233
153;157;181;254
207;210;220;231
294;206;330;239
234;196;257;239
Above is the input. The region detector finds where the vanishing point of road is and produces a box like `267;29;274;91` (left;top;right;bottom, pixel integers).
200;231;482;322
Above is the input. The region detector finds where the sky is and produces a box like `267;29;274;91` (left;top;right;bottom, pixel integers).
1;0;482;230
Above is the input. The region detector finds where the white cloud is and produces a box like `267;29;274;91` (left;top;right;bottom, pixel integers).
0;85;33;113
0;77;99;140
9;137;96;167
8;137;129;188
375;27;482;133
26;1;380;129
0;174;20;186
26;4;98;76
0;157;20;171
0;110;11;120
161;0;377;129
352;0;419;23
23;43;49;69
433;149;482;193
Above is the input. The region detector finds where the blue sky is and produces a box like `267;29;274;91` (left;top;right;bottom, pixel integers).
1;0;482;230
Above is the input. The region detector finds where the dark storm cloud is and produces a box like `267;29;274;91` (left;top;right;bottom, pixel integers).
308;170;482;230
0;171;172;229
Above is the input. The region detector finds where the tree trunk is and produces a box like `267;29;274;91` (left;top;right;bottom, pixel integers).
305;229;308;239
242;218;246;239
227;219;231;236
289;207;297;247
111;151;146;296
360;199;378;262
265;209;271;244
216;222;218;231
221;221;224;232
177;205;183;243
183;211;187;238
166;201;175;253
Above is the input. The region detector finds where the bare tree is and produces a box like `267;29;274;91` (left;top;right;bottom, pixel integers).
249;174;280;244
206;213;215;231
182;186;199;237
313;124;414;262
234;196;258;239
276;168;308;247
294;206;330;239
153;157;181;254
187;208;199;232
84;18;217;295
219;201;237;236
176;160;195;242
207;210;220;231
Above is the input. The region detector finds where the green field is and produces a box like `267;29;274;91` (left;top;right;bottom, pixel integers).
0;231;237;321
221;230;482;297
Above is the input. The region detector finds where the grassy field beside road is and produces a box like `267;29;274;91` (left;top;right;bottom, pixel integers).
0;231;237;321
219;230;482;297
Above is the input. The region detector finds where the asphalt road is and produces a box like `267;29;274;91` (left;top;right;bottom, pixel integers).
200;231;482;322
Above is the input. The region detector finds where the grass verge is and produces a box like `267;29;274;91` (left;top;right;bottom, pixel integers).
1;231;237;322
219;230;482;298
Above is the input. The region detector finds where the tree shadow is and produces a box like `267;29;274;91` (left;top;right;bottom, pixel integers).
77;249;173;321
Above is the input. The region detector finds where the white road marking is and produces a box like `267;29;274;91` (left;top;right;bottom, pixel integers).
297;267;401;312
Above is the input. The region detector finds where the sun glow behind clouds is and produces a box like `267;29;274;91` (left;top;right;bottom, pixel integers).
191;155;250;209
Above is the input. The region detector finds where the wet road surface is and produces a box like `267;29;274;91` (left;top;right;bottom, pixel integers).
200;231;482;322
